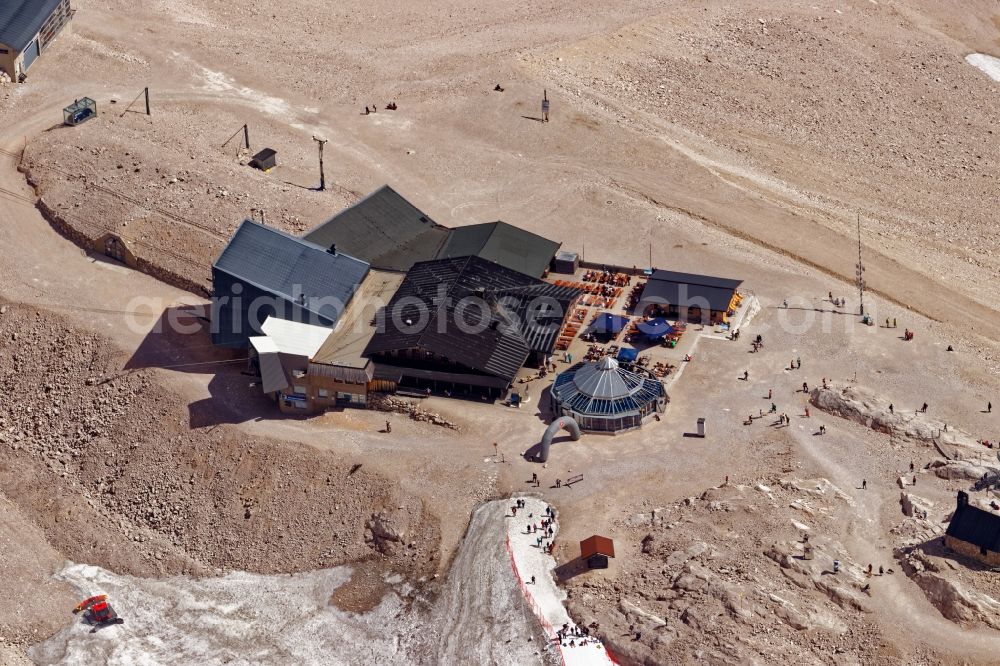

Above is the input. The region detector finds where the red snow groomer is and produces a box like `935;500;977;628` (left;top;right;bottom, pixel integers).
73;595;125;631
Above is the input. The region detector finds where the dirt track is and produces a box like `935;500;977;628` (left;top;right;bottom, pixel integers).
3;1;1000;664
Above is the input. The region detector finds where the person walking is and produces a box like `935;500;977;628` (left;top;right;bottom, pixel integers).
862;479;867;490
743;370;749;381
531;575;536;585
889;403;894;414
768;388;773;400
805;406;810;418
989;402;993;413
796;356;801;369
921;402;928;413
385;420;391;433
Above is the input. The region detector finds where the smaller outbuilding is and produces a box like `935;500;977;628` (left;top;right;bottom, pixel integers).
944;491;1000;567
248;316;334;413
580;535;615;569
249;148;277;172
551;250;579;275
637;269;743;325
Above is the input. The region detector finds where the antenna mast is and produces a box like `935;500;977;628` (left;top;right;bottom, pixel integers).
855;212;866;316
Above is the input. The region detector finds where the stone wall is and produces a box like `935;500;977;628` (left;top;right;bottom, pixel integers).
944;535;1000;568
23;164;209;298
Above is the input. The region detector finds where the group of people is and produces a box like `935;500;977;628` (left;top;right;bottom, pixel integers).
556;622;600;648
363;102;398;115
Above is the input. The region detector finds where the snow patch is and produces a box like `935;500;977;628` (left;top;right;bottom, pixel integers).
197;66;292;118
966;53;1000;83
29;563;408;665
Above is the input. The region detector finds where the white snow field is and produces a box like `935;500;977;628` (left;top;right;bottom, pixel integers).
30;501;553;666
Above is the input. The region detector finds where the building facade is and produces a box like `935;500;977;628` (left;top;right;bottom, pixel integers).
0;0;72;81
637;270;743;325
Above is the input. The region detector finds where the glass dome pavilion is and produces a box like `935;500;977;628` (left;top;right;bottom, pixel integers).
550;356;667;433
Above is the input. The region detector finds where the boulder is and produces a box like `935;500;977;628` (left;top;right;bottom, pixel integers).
900;492;933;518
911;571;1000;630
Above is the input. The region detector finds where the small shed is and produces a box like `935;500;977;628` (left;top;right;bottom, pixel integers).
552;250;579;275
250;148;277;171
580;534;615;569
63;97;96;126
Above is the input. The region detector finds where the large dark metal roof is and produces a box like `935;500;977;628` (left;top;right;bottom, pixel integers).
495;282;580;355
946;493;1000;553
0;0;60;51
640;270;743;313
438;221;561;278
302;185;450;272
364;256;580;383
214;220;370;325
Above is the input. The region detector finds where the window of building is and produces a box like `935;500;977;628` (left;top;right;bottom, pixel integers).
318;389;329;398
293;385;306;395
